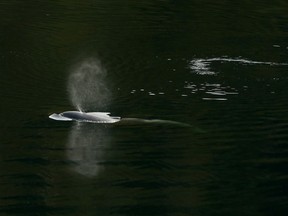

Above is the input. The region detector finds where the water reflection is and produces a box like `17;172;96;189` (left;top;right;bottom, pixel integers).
184;82;239;101
66;123;110;177
189;57;288;75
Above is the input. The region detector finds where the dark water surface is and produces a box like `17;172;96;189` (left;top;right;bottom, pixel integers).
1;1;288;215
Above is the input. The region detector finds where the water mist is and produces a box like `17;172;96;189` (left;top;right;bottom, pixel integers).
68;58;111;112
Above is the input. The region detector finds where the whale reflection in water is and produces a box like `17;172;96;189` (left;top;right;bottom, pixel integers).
50;111;198;177
49;111;192;127
67;123;109;177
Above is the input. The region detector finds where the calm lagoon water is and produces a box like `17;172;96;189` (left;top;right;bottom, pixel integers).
1;1;288;215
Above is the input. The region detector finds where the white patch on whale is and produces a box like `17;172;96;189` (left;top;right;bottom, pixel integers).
49;111;121;123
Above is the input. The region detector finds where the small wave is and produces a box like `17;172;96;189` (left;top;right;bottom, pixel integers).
189;57;288;75
203;57;288;66
184;82;238;101
202;97;228;101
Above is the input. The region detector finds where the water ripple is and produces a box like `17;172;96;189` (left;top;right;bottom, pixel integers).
189;57;288;75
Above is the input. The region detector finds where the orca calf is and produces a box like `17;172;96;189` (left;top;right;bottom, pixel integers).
49;111;121;123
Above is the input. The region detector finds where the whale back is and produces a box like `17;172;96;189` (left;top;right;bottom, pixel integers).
60;111;120;123
49;111;120;123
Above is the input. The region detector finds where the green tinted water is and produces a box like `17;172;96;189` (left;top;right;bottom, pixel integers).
1;1;288;215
